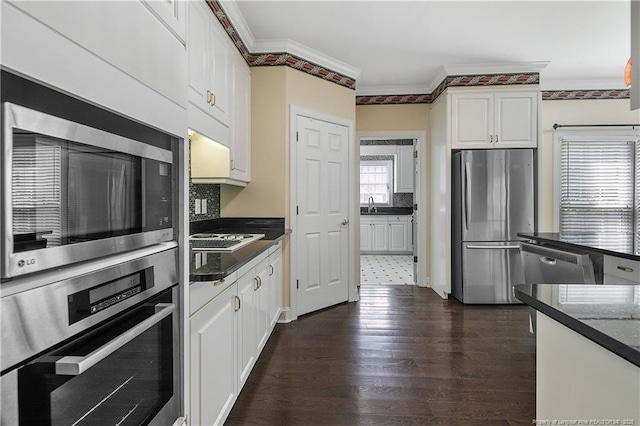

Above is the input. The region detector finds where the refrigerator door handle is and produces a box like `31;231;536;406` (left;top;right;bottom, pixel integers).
464;161;471;230
466;245;521;250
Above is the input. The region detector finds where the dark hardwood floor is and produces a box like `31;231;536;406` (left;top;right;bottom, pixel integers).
226;285;536;425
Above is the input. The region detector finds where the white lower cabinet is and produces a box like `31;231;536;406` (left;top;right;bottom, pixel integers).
268;244;283;329
190;284;237;426
189;244;283;426
603;255;640;284
361;215;412;254
236;267;258;390
388;217;409;252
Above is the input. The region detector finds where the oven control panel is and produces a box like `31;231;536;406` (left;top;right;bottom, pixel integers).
67;267;154;325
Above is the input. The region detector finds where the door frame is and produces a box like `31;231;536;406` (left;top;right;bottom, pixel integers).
289;105;358;321
356;130;429;288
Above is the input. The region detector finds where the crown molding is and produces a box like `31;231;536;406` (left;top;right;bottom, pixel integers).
251;38;361;80
217;0;256;51
541;78;628;91
442;61;550;77
356;85;432;96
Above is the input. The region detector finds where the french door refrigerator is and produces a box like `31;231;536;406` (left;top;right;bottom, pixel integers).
451;149;535;304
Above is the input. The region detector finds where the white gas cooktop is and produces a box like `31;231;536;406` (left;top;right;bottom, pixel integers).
189;233;265;252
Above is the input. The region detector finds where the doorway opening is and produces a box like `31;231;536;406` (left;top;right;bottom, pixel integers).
358;136;417;286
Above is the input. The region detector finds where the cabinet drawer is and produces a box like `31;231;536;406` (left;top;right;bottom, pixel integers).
603;255;640;283
603;273;639;285
190;270;238;316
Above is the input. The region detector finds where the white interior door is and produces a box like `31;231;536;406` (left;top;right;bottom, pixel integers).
296;115;349;316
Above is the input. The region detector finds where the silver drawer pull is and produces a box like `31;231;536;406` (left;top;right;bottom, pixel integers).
55;303;175;376
213;278;225;287
617;266;634;273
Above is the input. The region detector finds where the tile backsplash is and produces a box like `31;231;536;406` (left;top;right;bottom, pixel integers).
189;183;221;221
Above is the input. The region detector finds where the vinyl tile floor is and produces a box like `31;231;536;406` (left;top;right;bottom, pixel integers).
360;254;414;285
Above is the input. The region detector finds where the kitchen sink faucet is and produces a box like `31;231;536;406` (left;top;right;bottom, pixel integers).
368;196;377;213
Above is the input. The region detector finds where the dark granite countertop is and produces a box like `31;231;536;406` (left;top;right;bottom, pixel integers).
189;218;290;282
360;207;413;216
518;232;640;262
514;283;640;368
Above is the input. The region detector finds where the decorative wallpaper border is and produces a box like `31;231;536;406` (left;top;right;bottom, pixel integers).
541;89;630;100
356;73;540;105
206;0;356;90
206;1;628;103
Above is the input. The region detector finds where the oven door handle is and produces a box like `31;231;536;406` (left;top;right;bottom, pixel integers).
55;303;175;376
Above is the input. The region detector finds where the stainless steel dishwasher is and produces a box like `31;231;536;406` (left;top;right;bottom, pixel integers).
520;242;596;285
520;242;597;334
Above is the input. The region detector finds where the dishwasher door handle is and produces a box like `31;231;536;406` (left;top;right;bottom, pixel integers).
466;245;521;250
539;256;557;265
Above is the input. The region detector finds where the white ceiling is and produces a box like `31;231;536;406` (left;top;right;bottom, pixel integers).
227;0;631;94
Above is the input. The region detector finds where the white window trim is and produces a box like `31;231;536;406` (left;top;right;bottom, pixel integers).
553;128;640;233
359;159;393;206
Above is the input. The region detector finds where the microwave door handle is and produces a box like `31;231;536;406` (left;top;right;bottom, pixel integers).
55;303;175;376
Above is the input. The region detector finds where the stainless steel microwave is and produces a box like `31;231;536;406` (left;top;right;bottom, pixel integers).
2;103;175;278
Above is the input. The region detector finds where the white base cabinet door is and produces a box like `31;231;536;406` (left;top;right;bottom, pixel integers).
236;269;257;391
190;284;237;426
256;257;271;353
388;217;409;252
268;244;283;328
371;219;389;252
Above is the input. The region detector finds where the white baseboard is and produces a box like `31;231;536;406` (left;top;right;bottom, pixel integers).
277;307;295;323
416;276;431;288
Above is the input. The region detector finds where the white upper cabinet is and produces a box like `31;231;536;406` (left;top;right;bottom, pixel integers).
140;0;186;43
230;56;252;183
187;0;251;185
188;0;231;132
3;0;188;136
451;90;538;149
395;146;414;193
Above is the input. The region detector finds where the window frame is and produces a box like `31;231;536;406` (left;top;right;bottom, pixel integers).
553;128;640;235
359;159;393;207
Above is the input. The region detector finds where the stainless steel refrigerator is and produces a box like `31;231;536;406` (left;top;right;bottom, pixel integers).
451;149;535;304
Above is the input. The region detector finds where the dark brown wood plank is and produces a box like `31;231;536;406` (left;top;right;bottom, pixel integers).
226;285;535;425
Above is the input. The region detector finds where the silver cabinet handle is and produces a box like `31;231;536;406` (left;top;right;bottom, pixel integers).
617;266;634;273
540;256;557;265
341;219;349;226
466;245;521;250
269;265;274;276
235;295;241;312
254;277;260;291
56;303;175;376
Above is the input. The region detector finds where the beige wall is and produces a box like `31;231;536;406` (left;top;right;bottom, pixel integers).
539;99;640;231
356;104;430;132
221;66;356;308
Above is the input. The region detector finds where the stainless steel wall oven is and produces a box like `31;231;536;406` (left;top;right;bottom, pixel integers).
0;71;183;426
1;246;181;426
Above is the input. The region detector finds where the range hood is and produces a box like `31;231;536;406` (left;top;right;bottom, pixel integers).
189;131;247;187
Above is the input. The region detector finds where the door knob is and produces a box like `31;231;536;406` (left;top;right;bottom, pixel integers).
341;219;349;226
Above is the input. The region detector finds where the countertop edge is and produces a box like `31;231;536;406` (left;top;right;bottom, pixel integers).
517;232;640;262
189;230;290;282
514;284;640;368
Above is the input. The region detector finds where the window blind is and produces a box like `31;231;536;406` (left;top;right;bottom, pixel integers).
360;161;391;205
560;139;635;253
